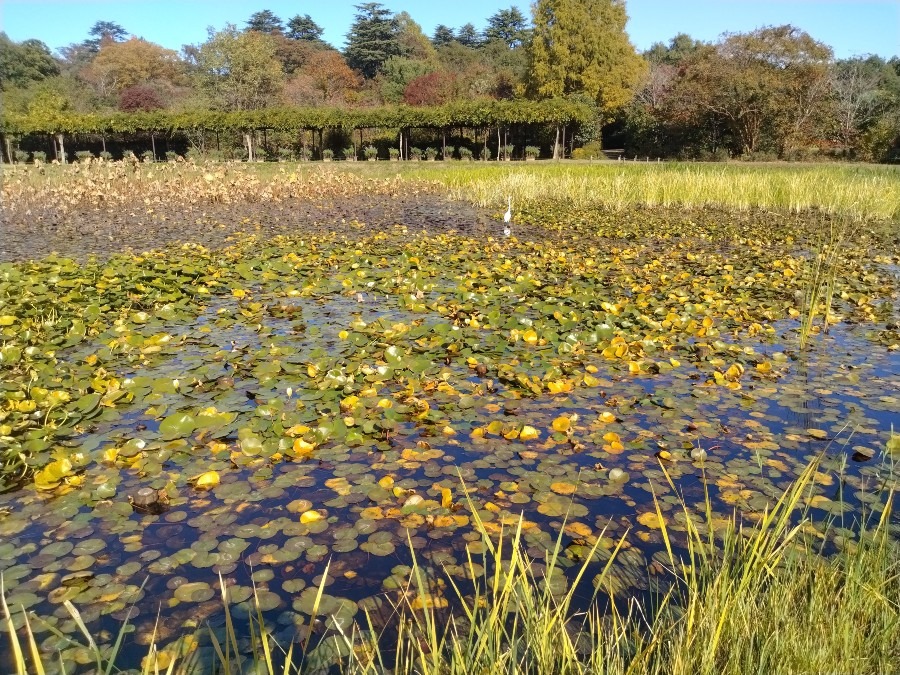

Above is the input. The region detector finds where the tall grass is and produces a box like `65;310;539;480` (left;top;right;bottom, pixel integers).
6;459;899;674
407;163;900;221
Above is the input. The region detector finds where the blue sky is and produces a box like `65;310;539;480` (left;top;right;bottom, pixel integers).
2;0;898;59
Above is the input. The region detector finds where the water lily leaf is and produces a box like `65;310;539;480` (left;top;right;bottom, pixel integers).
159;412;196;440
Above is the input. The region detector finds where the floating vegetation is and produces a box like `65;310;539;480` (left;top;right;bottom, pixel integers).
0;163;898;671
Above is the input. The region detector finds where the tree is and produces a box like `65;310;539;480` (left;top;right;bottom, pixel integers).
0;33;60;90
485;7;530;48
456;23;482;48
527;0;646;114
286;50;359;104
403;71;458;105
84;37;182;95
830;56;889;150
644;33;705;66
395;12;436;61
271;34;320;74
246;10;284;35
286;14;325;43
119;84;165;111
84;21;128;52
344;3;401;79
195;25;284;110
432;25;455;47
674;25;832;156
378;56;435;102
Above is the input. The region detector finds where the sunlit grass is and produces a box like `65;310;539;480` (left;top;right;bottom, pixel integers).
5;460;898;675
404;162;900;221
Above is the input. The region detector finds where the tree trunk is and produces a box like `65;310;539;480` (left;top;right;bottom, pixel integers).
151;133;157;161
497;127;501;161
561;126;566;159
2;134;11;164
359;128;363;151
244;132;254;162
101;136;107;153
57;134;66;164
553;126;560;160
442;131;446;160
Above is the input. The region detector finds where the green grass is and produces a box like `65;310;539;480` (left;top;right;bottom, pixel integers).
407;162;900;221
5;460;898;675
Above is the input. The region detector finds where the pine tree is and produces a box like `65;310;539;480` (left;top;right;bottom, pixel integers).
485;7;529;48
344;3;401;78
431;25;456;47
527;0;645;112
286;14;325;42
246;10;284;35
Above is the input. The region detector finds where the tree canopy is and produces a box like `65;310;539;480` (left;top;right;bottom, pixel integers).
527;0;646;113
344;3;402;79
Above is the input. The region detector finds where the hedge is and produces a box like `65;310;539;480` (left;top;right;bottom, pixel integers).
1;99;592;136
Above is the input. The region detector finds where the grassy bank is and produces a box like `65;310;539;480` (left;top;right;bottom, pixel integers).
5;462;899;675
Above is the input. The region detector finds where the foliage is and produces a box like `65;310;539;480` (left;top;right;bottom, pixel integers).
118;84;166;112
284;50;360;105
403;71;458;105
245;10;284;35
1;98;592;135
83;37;183;96
527;0;646;114
0;33;59;91
484;7;531;48
286;14;326;43
195;25;284;111
344;3;402;79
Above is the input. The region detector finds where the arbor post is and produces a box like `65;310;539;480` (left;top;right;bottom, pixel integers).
57;133;67;164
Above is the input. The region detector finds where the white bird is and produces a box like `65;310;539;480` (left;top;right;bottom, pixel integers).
503;196;512;236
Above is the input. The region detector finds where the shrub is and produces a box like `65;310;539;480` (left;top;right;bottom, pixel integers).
32;151;47;163
99;151;112;161
322;149;334;160
389;147;400;160
165;151;179;162
502;144;514;160
445;146;457;160
459;147;473;161
75;151;93;163
409;146;422;160
571;141;603;159
278;147;294;161
425;147;438;160
343;146;356;160
525;145;540;159
296;147;310;161
140;150;155;162
14;150;29;163
364;145;378;160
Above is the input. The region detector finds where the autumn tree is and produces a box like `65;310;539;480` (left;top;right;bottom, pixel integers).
195;25;283;110
119;84;165;111
285;50;359;105
246;10;284;35
403;71;458;105
84;37;182;96
344;3;402;78
526;0;645;114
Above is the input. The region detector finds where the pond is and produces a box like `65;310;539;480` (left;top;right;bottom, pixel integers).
0;207;898;672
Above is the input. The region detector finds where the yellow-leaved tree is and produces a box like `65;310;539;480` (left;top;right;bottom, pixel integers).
526;0;646;115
